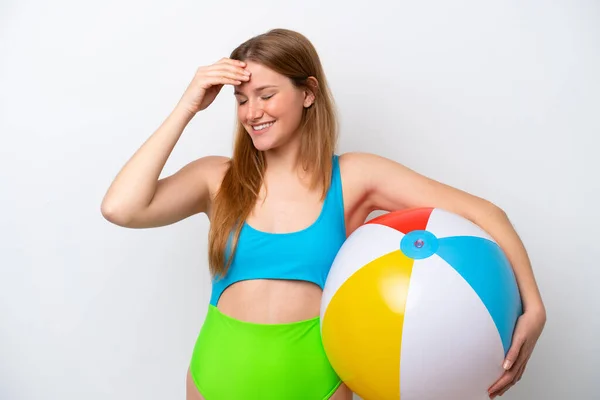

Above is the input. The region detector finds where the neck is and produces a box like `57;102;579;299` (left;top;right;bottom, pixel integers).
263;133;304;176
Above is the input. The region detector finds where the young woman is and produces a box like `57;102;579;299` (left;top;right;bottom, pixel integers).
101;28;546;400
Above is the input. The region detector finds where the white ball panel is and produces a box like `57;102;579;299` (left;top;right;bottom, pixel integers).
400;254;505;400
426;208;495;241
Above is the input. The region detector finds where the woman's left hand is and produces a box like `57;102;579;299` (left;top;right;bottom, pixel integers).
488;306;546;398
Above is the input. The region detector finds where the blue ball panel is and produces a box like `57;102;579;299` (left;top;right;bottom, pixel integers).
436;236;523;354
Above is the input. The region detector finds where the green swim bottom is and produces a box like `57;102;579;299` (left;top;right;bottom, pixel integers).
189;305;342;399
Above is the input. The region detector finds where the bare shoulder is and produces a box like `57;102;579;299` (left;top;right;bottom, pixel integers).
174;154;230;196
163;154;231;222
189;155;230;211
338;151;388;193
337;151;394;206
338;151;495;222
339;151;396;169
337;152;382;233
189;154;230;170
195;155;230;188
338;151;383;172
203;154;230;194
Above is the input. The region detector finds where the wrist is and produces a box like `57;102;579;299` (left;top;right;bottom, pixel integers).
173;102;197;120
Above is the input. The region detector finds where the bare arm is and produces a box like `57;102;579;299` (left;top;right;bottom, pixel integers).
341;151;545;314
100;58;250;228
100;106;226;228
342;151;546;398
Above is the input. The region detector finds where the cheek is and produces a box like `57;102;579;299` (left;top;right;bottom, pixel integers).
264;97;287;118
269;97;304;125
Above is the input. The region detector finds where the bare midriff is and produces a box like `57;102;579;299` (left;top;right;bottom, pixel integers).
216;279;323;323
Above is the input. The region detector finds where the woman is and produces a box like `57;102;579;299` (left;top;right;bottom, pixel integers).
101;28;546;399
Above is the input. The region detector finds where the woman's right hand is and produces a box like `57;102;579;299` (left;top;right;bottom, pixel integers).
177;58;251;115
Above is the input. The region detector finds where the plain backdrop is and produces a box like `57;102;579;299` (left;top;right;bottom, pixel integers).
1;1;598;399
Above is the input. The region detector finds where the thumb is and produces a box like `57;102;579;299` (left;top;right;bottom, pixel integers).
503;338;524;370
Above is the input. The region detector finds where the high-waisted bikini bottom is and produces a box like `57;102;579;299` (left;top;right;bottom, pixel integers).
189;305;342;399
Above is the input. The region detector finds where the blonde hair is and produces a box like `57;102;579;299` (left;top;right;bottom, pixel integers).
208;28;339;278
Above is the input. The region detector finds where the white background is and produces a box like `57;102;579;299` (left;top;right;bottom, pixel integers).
1;1;598;399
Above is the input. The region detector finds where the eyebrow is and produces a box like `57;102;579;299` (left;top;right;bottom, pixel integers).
234;85;278;96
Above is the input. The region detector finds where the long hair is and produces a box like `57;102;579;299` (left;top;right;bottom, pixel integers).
208;28;339;278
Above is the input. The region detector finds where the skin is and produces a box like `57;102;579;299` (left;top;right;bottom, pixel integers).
101;58;546;399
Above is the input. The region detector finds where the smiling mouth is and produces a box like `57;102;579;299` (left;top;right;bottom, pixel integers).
251;121;276;131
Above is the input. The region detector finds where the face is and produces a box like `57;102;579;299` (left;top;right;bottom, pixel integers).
233;61;315;152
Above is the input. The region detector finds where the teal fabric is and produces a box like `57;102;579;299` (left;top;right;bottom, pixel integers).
209;154;347;306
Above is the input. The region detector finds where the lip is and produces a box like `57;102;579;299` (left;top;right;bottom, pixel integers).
250;120;276;135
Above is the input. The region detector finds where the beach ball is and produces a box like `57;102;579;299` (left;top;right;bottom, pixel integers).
320;207;522;400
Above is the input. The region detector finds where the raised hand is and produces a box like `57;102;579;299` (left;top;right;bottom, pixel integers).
178;57;251;115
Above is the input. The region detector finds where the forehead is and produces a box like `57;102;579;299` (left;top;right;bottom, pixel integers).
244;61;285;81
234;61;291;95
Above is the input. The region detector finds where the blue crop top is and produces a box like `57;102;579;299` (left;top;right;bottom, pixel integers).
209;154;347;306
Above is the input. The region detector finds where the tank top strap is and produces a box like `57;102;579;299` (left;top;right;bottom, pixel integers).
321;154;346;232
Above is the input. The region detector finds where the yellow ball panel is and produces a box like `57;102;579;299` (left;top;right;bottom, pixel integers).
322;250;415;400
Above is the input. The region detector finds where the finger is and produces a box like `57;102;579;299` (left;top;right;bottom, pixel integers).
205;76;243;87
511;341;532;374
207;66;251;82
496;363;526;399
489;346;529;396
503;337;526;370
489;359;528;399
206;69;249;83
216;57;247;68
497;366;524;397
515;357;529;382
209;62;249;74
488;370;513;397
490;381;513;398
496;384;512;397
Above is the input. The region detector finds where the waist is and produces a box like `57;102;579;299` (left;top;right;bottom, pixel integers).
216;279;323;324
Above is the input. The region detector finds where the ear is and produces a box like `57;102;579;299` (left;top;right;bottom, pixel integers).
303;77;318;108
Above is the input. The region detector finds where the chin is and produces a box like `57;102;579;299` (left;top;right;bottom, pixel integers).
248;128;286;151
250;136;277;152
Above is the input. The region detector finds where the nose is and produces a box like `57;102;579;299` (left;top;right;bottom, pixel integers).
246;100;264;122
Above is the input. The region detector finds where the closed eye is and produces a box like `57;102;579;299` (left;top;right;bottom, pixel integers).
236;93;275;106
